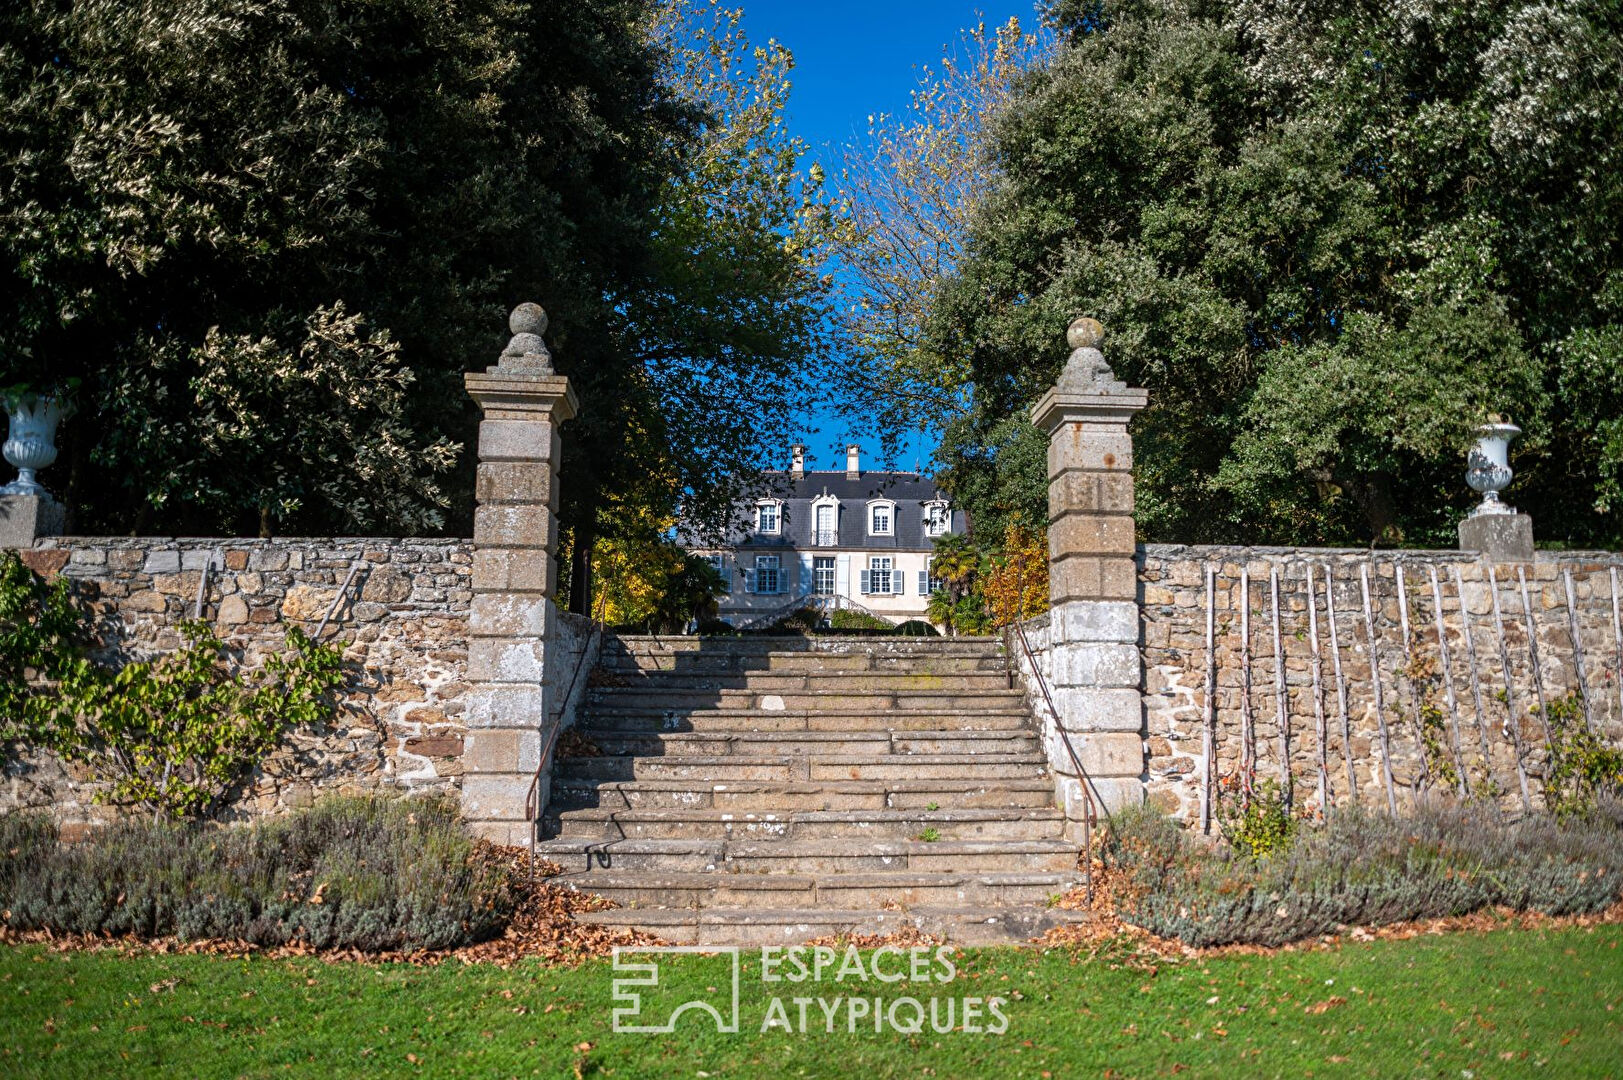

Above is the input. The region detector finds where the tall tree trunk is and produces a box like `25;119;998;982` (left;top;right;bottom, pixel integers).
569;525;594;616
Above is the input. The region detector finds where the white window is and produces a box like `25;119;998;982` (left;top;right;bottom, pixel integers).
706;554;730;593
813;556;836;595
924;502;950;537
755;555;782;594
756;502;780;534
868;502;893;536
813;501;838;546
863;556;895;595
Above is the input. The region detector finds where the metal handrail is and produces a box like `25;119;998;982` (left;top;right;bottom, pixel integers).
1006;613;1109;905
524;589;608;879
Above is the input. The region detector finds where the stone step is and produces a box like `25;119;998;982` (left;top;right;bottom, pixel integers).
605;635;1004;659
551;777;1060;812
534;838;1077;876
543;806;1066;842
571;730;1040;758
598;652;1008;675
572;708;1033;733
556;753;1049;783
550;869;1081;910
584;689;1028;713
571;905;1091;946
591;672;1014;693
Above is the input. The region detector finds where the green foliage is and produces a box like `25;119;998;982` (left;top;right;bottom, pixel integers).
0;552;91;744
828;609;894;632
59;621;345;819
1106;801;1623;947
895;620;940;637
1;553;343;818
1215;778;1295;859
2;0;835;557
923;0;1623;548
0;795;512;950
1543;692;1623;819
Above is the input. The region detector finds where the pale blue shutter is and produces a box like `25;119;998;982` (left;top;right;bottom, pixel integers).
859;569;871;594
799;553;815;596
918;571;929;595
742;568;755;594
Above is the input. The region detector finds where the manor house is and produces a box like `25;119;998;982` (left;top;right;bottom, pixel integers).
688;445;966;627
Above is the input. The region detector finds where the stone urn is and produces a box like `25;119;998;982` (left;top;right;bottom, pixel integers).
1465;420;1520;516
2;392;67;497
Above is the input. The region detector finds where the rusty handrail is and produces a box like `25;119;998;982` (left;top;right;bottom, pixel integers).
1006;613;1109;905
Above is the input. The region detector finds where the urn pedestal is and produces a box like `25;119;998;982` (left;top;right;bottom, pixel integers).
1;395;67;548
1457;421;1533;561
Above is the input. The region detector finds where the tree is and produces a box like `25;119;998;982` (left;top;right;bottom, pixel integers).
831;17;1052;462
2;0;691;537
560;0;841;611
2;0;837;581
925;0;1623;548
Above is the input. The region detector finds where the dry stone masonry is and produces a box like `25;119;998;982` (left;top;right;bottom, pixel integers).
5;537;472;827
1140;546;1623;823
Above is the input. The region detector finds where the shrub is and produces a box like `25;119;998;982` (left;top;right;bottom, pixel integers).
1;552;346;819
0;795;512;951
828;609;893;632
60;620;345;819
1105;799;1623;948
1543;692;1623;819
1215;777;1296;858
896;620;939;637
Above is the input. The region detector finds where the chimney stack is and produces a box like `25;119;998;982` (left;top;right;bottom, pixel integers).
790;444;806;479
845;444;861;479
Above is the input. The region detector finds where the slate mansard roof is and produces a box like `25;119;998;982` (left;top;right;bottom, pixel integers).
684;471;967;552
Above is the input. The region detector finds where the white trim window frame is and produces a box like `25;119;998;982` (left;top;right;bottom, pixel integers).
867;499;895;537
755;500;782;536
813;556;836;595
755;554;783;595
923;500;951;538
811;495;840;547
867;556;894;595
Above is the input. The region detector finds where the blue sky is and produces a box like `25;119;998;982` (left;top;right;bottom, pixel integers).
738;0;1040;474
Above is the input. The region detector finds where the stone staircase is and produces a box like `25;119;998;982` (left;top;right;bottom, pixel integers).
539;635;1089;945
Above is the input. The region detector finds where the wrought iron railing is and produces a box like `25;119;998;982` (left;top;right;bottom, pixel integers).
812;528;839;547
524;594;608;881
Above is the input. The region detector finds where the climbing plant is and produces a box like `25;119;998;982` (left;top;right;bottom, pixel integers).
0;552;345;818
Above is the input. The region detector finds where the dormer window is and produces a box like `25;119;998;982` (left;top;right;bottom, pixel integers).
868;500;895;536
756;500;781;535
924;500;951;537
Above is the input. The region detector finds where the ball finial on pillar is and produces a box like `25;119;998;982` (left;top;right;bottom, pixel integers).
1067;316;1104;350
497;302;554;373
509;302;548;337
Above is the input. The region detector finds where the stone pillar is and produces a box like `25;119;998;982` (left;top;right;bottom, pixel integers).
1030;317;1148;831
462;303;578;844
0;495;64;549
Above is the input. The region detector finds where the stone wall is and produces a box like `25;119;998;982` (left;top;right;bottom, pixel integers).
1139;545;1623;824
5;537;475;826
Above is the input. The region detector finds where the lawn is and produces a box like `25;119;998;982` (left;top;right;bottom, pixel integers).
1;925;1620;1079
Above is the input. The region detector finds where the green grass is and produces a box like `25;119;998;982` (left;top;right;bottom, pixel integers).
1;926;1620;1078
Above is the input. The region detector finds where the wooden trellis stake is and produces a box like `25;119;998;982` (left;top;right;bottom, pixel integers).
1305;564;1330;813
1360;563;1397;813
1488;565;1534;810
1427;563;1467;796
1269;565;1292;805
1452;565;1495;792
1325;568;1356;804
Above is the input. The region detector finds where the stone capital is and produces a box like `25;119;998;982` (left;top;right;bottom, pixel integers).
1030;388;1148;436
465;372;578;424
